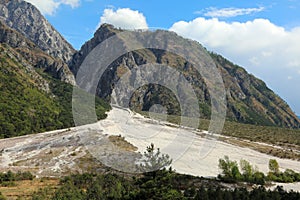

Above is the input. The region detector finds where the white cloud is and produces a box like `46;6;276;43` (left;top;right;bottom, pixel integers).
170;17;300;70
60;0;80;8
202;7;265;18
98;8;148;30
170;17;300;113
24;0;80;15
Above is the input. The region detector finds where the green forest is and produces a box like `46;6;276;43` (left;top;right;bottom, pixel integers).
0;54;110;138
30;171;300;200
32;149;299;200
1;168;299;200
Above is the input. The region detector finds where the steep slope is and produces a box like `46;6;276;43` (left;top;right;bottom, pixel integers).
0;17;110;138
0;43;62;137
70;24;121;74
0;42;110;138
0;0;75;63
0;21;75;85
70;24;300;128
212;53;299;127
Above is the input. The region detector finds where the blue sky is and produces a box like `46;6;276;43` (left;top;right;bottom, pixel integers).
25;0;300;115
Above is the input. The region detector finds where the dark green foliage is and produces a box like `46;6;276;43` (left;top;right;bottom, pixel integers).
138;143;172;177
32;187;53;200
52;180;85;200
136;168;186;200
86;183;104;200
269;159;280;174
0;171;34;187
0;54;110;138
31;172;300;200
0;59;61;137
0;171;34;183
194;186;300;200
252;171;266;185
218;156;242;183
239;159;265;185
14;171;34;181
218;157;300;185
266;159;300;184
267;159;300;183
32;169;191;200
195;186;209;200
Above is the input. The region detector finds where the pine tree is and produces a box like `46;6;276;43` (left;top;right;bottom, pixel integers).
139;143;172;178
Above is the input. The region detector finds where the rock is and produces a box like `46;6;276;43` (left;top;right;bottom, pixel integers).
70;24;300;128
0;0;75;63
0;21;75;85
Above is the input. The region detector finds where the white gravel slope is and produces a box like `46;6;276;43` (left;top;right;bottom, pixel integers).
0;106;299;191
97;107;300;191
100;107;300;177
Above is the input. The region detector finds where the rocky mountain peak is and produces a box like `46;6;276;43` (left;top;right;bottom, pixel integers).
70;23;121;74
71;24;300;128
0;0;75;63
0;15;75;85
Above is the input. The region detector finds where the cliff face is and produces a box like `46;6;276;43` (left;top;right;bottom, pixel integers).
0;0;108;138
0;21;75;85
0;20;110;138
0;20;71;137
70;24;300;128
212;53;300;127
70;24;121;74
0;0;298;129
0;0;75;63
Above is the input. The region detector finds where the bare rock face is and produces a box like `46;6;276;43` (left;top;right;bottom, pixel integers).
0;0;75;63
70;24;300;128
0;0;299;128
70;24;120;75
0;21;75;85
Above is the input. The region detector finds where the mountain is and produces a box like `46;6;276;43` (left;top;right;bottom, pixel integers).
70;24;300;128
0;20;75;85
0;1;110;138
0;0;75;63
0;0;299;135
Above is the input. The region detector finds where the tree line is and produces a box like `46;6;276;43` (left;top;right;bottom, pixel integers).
1;145;300;199
218;156;300;184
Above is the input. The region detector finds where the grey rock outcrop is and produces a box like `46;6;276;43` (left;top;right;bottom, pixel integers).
70;24;120;75
0;0;75;63
0;20;75;85
70;24;300;128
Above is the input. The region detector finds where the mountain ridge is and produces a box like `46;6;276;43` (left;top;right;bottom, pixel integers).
0;20;75;85
0;0;75;63
0;0;299;133
70;23;300;128
0;1;110;138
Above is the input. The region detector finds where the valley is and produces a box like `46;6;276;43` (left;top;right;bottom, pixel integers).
0;0;300;198
0;106;299;193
